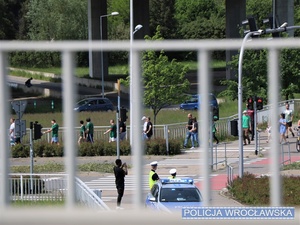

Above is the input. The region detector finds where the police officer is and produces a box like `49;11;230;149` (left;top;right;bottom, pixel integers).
168;168;177;179
149;161;160;190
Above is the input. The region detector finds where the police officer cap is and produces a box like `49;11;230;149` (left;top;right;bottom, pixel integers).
150;161;158;166
169;169;176;174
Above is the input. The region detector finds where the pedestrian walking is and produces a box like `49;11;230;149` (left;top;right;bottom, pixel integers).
266;122;271;143
242;110;251;145
190;117;199;149
119;118;127;141
85;118;94;143
212;116;219;144
279;113;287;144
104;119;117;142
246;103;255;141
284;103;295;138
144;117;153;140
113;159;128;210
183;113;193;148
9;118;16;146
149;161;160;190
142;116;148;140
43;119;59;145
78;120;86;145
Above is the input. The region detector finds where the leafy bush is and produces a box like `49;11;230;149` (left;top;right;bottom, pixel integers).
11;138;181;158
11;144;30;158
229;172;300;206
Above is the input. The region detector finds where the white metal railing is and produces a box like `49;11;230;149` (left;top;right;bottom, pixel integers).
1;38;300;224
8;173;109;210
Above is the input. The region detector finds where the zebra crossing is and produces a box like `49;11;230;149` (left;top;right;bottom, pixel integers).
84;174;216;191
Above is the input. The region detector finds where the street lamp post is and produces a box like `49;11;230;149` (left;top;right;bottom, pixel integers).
238;23;300;178
129;24;143;146
238;30;262;178
100;11;119;98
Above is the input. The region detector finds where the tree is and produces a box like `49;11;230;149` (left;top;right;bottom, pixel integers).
175;0;225;40
220;49;268;102
280;49;300;100
149;0;177;39
143;27;190;125
220;47;300;102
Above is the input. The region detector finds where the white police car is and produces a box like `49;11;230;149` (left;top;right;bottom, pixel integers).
145;178;203;213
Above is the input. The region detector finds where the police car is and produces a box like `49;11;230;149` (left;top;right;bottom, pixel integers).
145;178;203;213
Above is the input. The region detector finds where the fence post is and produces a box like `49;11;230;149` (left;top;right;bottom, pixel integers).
164;125;169;155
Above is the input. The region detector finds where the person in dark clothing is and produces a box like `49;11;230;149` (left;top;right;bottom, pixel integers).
113;159;128;209
119;118;127;141
145;117;153;140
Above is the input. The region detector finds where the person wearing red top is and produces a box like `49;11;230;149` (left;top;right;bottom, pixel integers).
246;103;255;141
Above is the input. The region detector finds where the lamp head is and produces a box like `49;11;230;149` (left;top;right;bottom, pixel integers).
280;22;288;28
135;24;143;31
111;12;119;16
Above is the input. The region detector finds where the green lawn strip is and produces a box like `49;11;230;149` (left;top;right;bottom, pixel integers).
11;161;115;173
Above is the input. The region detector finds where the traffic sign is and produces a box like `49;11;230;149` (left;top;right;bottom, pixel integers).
11;100;27;118
15;119;26;138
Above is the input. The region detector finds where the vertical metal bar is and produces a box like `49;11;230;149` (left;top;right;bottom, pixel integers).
87;0;93;78
199;50;211;206
0;51;10;209
129;0;134;146
62;51;77;209
268;48;281;206
165;125;169;155
131;48;143;209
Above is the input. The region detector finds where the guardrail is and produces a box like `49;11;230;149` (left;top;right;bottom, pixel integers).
9;173;109;210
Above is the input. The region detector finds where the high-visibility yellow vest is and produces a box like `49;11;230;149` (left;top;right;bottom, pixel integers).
149;170;156;189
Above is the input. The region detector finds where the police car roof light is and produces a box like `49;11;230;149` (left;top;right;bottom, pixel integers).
161;178;194;185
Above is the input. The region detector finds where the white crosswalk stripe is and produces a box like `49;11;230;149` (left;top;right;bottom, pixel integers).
84;175;215;191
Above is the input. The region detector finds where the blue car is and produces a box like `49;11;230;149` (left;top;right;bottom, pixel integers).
74;97;114;112
145;178;203;213
180;93;219;110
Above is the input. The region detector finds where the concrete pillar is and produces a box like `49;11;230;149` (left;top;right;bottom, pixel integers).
225;0;246;80
88;0;107;80
275;0;294;36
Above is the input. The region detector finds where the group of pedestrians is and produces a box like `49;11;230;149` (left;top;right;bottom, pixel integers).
183;113;219;149
279;102;295;144
142;116;153;140
77;118;94;144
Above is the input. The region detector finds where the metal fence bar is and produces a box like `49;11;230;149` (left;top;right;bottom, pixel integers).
1;38;300;221
268;48;281;206
280;142;292;165
0;51;11;209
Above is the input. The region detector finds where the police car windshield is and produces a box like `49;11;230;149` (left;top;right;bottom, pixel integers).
160;188;201;202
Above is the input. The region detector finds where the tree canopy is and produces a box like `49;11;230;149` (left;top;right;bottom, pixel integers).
143;27;190;125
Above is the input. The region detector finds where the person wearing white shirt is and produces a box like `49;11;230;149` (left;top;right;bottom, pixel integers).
9;118;15;145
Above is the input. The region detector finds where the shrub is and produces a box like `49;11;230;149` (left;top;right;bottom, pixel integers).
11;144;30;158
229;172;300;206
11;138;182;158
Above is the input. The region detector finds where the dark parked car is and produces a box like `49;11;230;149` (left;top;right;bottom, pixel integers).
74;97;114;112
180;93;219;110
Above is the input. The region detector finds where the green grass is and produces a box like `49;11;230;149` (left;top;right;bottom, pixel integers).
11;60;227;78
283;161;300;170
11;200;64;207
11;161;115;173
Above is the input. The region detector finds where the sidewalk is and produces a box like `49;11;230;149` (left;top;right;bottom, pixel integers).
9;130;300;208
